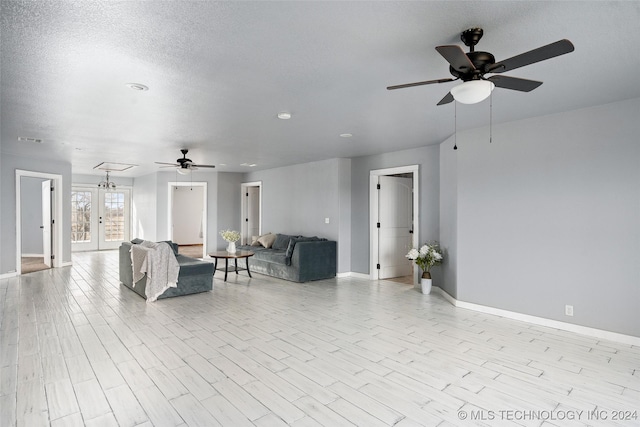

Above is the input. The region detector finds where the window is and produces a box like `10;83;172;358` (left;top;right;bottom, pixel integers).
71;191;92;243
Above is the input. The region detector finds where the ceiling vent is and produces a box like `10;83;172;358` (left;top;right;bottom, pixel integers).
17;136;43;143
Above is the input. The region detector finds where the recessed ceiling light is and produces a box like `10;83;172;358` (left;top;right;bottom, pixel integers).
277;112;291;120
240;163;257;167
219;163;227;167
339;133;353;138
126;83;149;91
17;136;43;143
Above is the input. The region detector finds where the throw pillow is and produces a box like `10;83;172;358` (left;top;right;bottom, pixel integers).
131;238;144;244
273;234;295;251
257;233;276;249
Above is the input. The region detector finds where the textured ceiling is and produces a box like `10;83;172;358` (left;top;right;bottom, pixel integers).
1;1;639;176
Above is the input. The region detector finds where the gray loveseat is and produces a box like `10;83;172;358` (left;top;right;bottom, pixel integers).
237;233;336;282
119;240;213;299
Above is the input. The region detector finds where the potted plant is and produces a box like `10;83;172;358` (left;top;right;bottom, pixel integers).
406;242;443;294
220;229;241;253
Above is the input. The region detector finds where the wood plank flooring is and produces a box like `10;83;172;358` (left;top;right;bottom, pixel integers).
1;250;638;426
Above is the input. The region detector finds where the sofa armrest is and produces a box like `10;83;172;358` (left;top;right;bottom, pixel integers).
292;240;337;281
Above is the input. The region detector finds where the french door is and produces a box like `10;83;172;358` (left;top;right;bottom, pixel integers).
72;187;131;251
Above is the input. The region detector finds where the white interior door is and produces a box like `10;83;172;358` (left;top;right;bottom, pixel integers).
378;176;413;279
241;183;261;244
98;189;131;250
247;186;260;240
41;180;52;267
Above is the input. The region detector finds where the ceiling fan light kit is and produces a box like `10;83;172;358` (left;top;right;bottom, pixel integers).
450;80;495;104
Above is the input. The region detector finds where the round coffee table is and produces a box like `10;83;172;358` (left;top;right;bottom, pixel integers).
208;250;255;281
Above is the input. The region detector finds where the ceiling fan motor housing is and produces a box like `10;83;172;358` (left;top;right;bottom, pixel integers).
449;51;496;80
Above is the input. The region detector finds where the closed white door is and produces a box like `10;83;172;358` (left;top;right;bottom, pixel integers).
378;176;413;279
98;189;130;250
41;180;52;267
72;187;130;251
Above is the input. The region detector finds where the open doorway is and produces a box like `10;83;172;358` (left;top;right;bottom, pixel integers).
241;182;262;245
16;170;64;275
370;165;419;284
168;182;207;258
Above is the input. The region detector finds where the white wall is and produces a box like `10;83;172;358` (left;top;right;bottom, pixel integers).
441;98;640;337
171;186;204;245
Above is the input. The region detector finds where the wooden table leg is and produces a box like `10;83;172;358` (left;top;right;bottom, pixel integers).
224;259;229;281
234;259;238;274
246;257;252;278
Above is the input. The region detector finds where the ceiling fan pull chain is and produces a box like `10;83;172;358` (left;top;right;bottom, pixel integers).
453;102;458;151
490;92;493;143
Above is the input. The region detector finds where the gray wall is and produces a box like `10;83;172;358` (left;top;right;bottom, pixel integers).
350;145;441;276
133;170;221;252
73;173;134;187
217;172;244;250
20;177;47;255
132;173;158;241
439;135;458;298
0;153;72;274
441;97;640;337
244;158;352;273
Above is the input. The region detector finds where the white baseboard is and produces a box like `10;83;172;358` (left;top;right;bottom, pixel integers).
22;253;44;258
337;272;371;280
0;272;19;280
60;261;73;267
431;287;640;347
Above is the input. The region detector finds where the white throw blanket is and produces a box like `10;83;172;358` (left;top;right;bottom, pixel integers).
130;241;180;302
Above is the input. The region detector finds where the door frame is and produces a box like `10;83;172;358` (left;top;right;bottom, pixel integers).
167;182;207;257
240;181;262;245
16;170;64;274
369;165;419;281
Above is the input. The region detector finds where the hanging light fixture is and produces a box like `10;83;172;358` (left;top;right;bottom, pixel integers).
450;79;495;104
97;171;116;189
176;166;190;175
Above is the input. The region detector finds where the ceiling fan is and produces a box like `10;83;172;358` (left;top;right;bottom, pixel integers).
155;149;215;174
387;28;574;105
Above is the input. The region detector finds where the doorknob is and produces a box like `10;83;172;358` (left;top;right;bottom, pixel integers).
40;225;44;229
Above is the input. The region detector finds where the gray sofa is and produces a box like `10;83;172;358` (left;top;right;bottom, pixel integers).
237;233;336;282
119;240;213;299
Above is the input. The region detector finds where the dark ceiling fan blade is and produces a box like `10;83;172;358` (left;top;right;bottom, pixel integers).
387;78;454;90
488;75;543;92
437;92;454;105
487;39;574;73
193;164;216;168
155;162;179;166
435;45;476;73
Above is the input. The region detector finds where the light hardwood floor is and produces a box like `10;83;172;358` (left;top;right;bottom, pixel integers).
1;250;638;426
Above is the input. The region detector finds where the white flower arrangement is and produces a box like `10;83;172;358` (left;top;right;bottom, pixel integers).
219;229;241;243
406;242;443;273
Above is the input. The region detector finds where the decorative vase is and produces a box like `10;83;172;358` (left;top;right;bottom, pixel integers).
227;241;237;254
421;271;432;294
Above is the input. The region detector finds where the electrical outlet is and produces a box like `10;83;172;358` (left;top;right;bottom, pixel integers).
565;305;574;316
